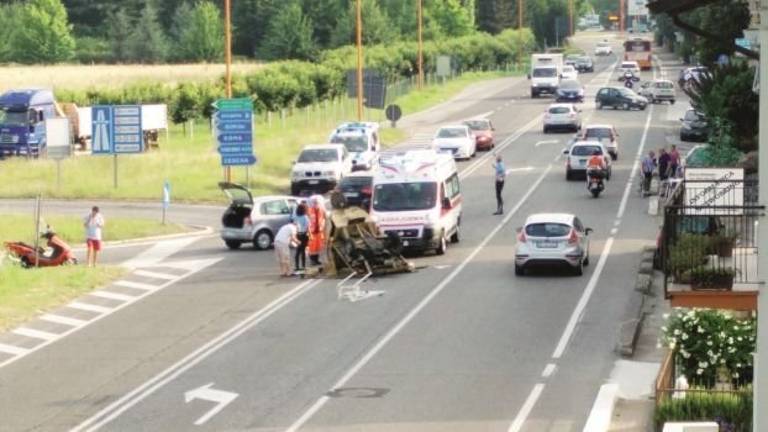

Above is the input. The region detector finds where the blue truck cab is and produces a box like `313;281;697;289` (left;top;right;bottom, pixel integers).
0;89;57;157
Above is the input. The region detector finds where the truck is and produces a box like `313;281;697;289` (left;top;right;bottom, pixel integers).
528;54;564;98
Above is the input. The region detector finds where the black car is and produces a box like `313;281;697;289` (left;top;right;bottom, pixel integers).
680;109;708;142
595;86;648;110
337;173;373;209
574;56;594;72
556;79;585;103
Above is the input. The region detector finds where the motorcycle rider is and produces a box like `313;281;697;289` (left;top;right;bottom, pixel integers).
586;150;607;189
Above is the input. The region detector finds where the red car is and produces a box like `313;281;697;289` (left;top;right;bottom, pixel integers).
463;119;495;151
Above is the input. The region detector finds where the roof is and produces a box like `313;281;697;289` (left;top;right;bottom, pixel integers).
253;195;297;203
437;124;469;130
0;89;54;109
302;144;344;151
525;213;575;225
583;124;613;129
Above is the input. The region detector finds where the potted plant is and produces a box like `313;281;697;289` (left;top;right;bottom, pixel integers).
686;266;737;290
669;233;709;283
710;233;736;258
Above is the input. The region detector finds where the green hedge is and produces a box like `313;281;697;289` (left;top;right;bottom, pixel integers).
54;28;535;124
655;389;752;432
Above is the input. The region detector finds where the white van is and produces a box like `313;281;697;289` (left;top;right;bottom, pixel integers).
371;149;461;255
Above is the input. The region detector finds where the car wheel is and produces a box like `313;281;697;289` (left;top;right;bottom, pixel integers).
290;185;300;196
671;99;675;105
596;101;603;110
566;169;573;181
254;229;273;250
583;254;590;266
607;168;612;180
225;240;242;250
543;126;549;134
574;261;584;276
515;264;524;276
435;231;447;255
450;224;460;243
622;102;630;110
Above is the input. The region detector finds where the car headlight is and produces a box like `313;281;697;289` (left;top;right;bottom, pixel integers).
322;170;335;177
291;171;301;179
532;83;539;87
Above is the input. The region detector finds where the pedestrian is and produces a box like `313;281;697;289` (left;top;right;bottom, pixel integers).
640;150;656;196
293;202;310;272
307;195;326;266
274;221;298;277
83;206;105;267
492;154;505;215
668;144;681;178
658;148;671;181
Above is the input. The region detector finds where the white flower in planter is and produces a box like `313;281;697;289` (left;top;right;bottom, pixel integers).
699;361;708;368
697;368;704;375
733;372;740;378
697;326;704;333
674;329;681;335
707;340;713;346
682;333;689;340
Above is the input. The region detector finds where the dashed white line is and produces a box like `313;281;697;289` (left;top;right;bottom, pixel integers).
68;302;113;314
610;228;618;235
12;327;58;341
114;280;158;291
507;384;546;432
541;363;557;378
90;291;136;302
40;314;87;327
0;343;29;356
134;270;178;281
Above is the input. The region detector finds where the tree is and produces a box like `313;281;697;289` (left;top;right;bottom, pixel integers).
106;7;133;62
172;1;224;62
125;0;169;63
232;0;281;56
260;3;318;61
302;0;345;49
425;0;475;38
8;0;76;63
331;0;396;47
476;0;516;34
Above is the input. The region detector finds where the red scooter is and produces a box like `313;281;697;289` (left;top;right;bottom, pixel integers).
4;229;77;268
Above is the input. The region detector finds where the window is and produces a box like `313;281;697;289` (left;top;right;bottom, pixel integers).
525;223;571;237
573;218;584;232
585;128;612;140
533;68;557;78
444;173;460;200
549;106;571;114
437;128;467;138
261;200;290;215
373;182;437;211
571;145;602;156
597;88;609;96
298;149;339;163
463;120;490;131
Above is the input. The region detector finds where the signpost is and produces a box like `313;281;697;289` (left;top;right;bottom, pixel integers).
214;98;257;169
45;118;72;189
91;105;144;188
683;168;745;215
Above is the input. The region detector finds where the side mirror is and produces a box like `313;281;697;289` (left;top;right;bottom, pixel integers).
562;148;569;154
585;228;593;235
679;118;684;122
441;197;452;210
527;73;531;80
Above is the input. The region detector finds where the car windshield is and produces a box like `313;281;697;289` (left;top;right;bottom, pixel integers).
585;128;612;139
572;145;602;156
340;176;372;188
298;149;338;163
577;56;591;64
331;135;368;152
437;128;466;138
563;66;575;73
463;120;490;131
621;63;636;69
597;42;609;47
373;182;437;211
0;110;29;126
549;106;571;114
619;88;637;97
656;81;674;89
559;80;580;90
684;110;702;122
525;223;571;237
533;68;557;78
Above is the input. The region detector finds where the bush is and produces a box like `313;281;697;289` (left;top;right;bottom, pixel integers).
668;233;710;281
655;389;752;432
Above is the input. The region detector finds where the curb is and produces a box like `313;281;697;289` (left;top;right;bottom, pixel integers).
71;225;214;252
583;383;620;432
616;245;656;357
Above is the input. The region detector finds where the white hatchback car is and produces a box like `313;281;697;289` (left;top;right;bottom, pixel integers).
544;103;582;133
580;124;620;160
564;140;612;180
594;42;612;55
618;61;641;75
561;65;579;80
515;213;592;276
432;125;476;159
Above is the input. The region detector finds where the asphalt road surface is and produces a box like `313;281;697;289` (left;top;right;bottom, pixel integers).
0;32;689;432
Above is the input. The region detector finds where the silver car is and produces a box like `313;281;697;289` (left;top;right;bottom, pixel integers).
514;213;592;276
543;103;582;133
219;182;300;250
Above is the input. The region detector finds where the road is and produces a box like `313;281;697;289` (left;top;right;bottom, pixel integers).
0;32;689;432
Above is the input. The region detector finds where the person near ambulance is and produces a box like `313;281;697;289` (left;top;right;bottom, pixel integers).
307;195;326;266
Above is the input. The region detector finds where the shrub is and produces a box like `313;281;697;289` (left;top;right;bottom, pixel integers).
655;389;752;432
668;233;710;281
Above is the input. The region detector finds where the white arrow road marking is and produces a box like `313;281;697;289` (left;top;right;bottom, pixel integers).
534;139;559;147
184;383;238;426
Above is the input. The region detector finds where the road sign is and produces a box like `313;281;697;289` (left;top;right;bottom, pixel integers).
385;104;402;122
346;69;387;109
91;106;113;154
45;118;71;160
113;105;143;153
214;98;256;167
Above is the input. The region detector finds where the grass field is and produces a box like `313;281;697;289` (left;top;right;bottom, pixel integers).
0;70;515;203
0;62;264;92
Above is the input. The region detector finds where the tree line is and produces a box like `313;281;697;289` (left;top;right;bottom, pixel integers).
0;0;584;64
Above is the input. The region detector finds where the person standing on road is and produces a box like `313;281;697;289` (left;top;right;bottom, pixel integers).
641;150;657;196
307;195;326;266
274;222;298;277
658;148;671;181
492;155;506;215
83;206;105;267
668;144;681;178
293;203;310;273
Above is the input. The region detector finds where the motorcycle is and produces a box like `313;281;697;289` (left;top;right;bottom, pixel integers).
586;169;606;198
624;79;635;89
618;71;641;83
4;229;77;268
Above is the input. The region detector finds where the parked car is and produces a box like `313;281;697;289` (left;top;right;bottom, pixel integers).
565;54;580;67
618;61;641;75
594;42;612;56
514;213;592;276
543;103;582;133
328;122;380;171
575;55;594;72
337;172;373;209
563;140;612;180
462;118;495;151
678;66;709;89
595;86;648;110
580;124;619;160
290;144;352;196
680;109;708;142
561;64;578;80
555;79;585;103
219;183;299;250
432;125;476;159
638;79;676;104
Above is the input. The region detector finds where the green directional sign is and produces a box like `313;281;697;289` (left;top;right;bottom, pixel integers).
213;98;253;111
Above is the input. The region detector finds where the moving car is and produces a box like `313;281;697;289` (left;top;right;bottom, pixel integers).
575;56;594;72
580;124;619;160
565;54;580;66
529;53;564;98
618;61;641;75
432;125;476;159
564;140;612;180
638;79;676;104
290;144;352;196
555;79;585;103
514;213;592;276
329;122;380;171
679;109;708;142
678;66;709;89
543;103;582;133
594;42;612;56
595;86;648;110
371;149;461;255
561;65;579;80
337;171;373;210
219;183;299;250
462;118;495;151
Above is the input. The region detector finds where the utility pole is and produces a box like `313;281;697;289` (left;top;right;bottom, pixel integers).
619;0;625;32
417;0;424;89
518;0;524;29
568;0;574;36
224;0;233;182
355;0;364;121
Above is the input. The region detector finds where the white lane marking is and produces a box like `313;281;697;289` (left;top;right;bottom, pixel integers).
90;291;136;302
184;383;239;426
0;258;222;370
285;166;553;432
469;110;495;119
113;280;158;291
134;270;177;281
541;364;557;378
535;139;559;147
68;302;113;314
12;327;59;341
0;343;29;356
71;278;321;432
582;383;619;432
507;383;546;432
610;227;618;235
120;237;200;269
40;314;87;327
506;167;535;174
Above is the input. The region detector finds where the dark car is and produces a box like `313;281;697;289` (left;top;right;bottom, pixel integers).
595;86;648;110
565;54;580;68
337;172;373;209
575;56;594;72
556;79;585;103
679;109;708;142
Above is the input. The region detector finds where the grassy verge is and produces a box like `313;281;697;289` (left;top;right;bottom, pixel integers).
0;70;518;202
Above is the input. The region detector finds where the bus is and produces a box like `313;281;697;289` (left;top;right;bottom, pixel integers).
624;38;652;70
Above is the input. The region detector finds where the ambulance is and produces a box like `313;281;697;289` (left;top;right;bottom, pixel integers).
371;149;462;255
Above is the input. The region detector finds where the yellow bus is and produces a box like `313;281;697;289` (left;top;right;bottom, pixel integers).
624;38;652;70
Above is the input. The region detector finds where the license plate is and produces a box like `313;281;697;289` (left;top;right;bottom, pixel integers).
579;159;586;166
403;240;410;246
344;192;358;198
537;241;559;248
308;180;319;185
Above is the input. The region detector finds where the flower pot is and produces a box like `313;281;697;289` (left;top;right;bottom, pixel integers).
691;274;734;291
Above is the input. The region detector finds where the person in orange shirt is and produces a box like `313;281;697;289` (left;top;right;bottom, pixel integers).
307;195;326;266
586;149;607;188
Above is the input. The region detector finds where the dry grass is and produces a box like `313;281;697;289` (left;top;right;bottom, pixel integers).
0;62;265;92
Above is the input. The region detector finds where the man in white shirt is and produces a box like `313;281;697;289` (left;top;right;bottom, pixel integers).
274;222;298;277
84;206;105;267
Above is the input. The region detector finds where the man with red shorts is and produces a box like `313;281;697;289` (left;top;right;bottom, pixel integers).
84;206;105;267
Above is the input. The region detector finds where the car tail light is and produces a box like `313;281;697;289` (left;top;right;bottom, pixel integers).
568;229;579;245
517;230;527;243
361;186;372;196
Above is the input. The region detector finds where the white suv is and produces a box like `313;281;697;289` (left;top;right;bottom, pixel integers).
618;61;641;75
291;144;352;196
564;141;612;181
432;125;476;160
594;42;612;56
638;79;676;104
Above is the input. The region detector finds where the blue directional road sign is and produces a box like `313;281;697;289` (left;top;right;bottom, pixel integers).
91;106;113;154
91;105;143;154
214;98;256;167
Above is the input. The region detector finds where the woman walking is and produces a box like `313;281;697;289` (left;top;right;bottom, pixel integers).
293;203;310;272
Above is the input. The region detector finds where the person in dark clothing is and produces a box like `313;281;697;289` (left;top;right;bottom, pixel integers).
293;203;310;272
492;155;506;215
658;148;671;181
